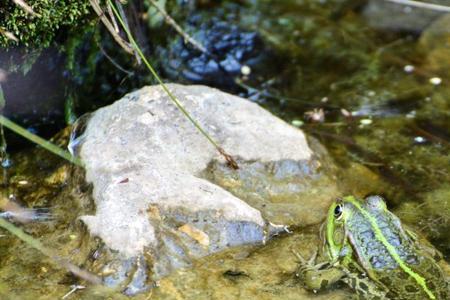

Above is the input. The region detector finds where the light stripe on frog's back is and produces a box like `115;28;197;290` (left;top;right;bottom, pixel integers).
344;196;436;300
350;210;419;270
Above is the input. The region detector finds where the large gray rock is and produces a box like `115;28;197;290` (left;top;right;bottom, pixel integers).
72;84;338;289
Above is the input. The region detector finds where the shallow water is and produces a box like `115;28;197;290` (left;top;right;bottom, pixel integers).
0;0;449;299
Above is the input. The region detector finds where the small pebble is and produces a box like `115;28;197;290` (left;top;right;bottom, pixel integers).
360;119;373;125
403;6;412;13
406;110;416;119
414;136;426;144
429;77;442;85
403;65;415;73
1;159;11;168
341;108;351;117
240;65;251;76
291;120;304;127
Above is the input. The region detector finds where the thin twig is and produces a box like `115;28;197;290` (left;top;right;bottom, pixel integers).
384;0;450;12
147;0;209;55
106;2;120;33
61;285;86;300
114;0;141;64
95;37;134;75
12;0;40;17
89;0;135;55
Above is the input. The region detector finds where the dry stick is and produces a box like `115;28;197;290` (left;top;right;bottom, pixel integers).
12;0;40;17
105;0;238;169
89;0;135;55
384;0;450;12
114;0;141;64
106;2;120;33
96;38;134;75
147;0;209;55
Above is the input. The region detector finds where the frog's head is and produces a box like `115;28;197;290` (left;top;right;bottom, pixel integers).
323;195;388;262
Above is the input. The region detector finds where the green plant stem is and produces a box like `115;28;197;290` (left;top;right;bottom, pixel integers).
0;116;82;166
105;0;238;168
0;217;101;284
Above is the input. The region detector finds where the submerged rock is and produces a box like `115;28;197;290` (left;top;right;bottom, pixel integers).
73;84;339;292
160;15;269;91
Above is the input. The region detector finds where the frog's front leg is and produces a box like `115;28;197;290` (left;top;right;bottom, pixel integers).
293;250;346;291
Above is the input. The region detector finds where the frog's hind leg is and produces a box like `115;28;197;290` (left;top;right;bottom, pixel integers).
342;272;389;300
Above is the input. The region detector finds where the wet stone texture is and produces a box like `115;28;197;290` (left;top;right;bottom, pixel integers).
160;14;270;90
151;231;350;300
73;84;340;292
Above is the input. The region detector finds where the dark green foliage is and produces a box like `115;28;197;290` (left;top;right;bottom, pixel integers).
0;0;91;48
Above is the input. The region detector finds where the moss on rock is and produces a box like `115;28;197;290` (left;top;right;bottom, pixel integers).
0;0;91;48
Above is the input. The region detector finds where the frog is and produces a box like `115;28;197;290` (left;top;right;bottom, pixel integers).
295;195;449;300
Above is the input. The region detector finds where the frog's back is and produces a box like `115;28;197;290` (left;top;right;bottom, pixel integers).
346;203;419;270
373;254;449;300
345;197;449;299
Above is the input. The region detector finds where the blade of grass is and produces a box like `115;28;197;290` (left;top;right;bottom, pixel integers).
0;115;83;166
0;217;101;284
105;0;238;169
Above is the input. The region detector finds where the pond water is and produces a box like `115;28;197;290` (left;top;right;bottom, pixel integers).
0;0;449;299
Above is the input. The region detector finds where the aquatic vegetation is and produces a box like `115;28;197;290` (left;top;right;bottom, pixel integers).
0;116;81;165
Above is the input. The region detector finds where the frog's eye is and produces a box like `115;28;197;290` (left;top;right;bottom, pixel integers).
334;204;344;220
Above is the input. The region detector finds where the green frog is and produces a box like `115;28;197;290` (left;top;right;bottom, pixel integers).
295;195;449;300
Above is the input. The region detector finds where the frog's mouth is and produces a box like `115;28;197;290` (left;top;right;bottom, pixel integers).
324;199;346;262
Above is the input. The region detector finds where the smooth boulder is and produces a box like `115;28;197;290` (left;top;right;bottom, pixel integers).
73;84;338;288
